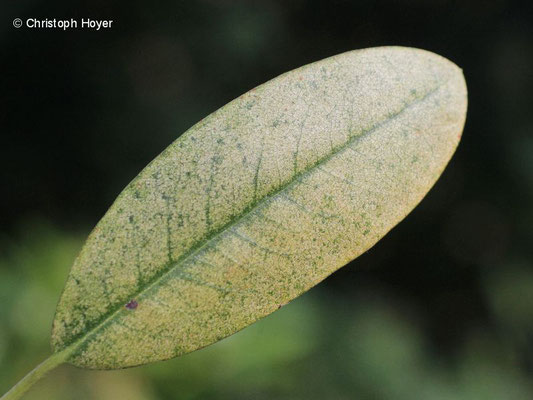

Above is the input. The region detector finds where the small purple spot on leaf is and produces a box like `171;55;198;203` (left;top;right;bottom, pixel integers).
125;299;138;310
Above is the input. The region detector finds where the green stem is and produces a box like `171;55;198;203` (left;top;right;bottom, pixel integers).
1;349;70;400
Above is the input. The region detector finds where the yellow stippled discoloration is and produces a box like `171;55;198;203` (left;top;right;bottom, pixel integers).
51;47;467;369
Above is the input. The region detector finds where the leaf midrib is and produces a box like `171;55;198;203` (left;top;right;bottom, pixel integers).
61;80;445;358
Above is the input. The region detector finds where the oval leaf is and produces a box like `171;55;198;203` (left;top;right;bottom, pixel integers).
51;46;467;369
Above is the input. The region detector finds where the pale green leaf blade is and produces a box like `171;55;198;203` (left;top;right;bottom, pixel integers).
51;46;467;369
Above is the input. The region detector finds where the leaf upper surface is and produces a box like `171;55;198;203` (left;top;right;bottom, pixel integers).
52;46;467;369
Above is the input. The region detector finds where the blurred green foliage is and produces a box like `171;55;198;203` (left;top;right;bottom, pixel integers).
1;222;532;399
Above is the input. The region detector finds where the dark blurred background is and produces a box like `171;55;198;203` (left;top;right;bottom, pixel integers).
2;1;533;399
